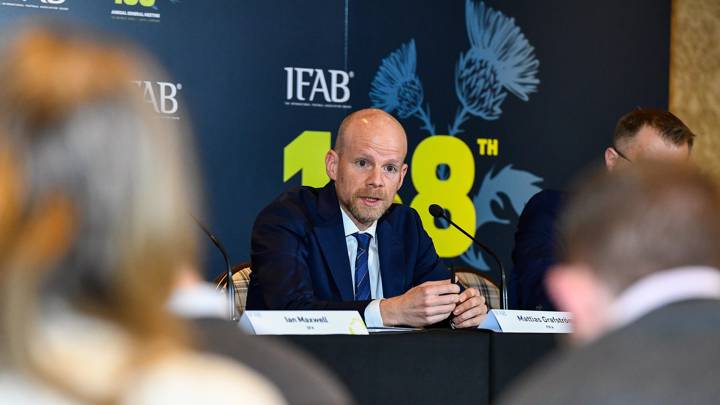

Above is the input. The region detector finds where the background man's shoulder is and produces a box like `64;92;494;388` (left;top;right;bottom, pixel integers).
524;189;565;214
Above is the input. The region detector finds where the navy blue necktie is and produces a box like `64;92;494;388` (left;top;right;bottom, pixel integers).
352;232;372;301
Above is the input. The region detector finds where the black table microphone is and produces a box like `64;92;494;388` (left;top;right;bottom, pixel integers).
192;216;238;321
428;204;508;310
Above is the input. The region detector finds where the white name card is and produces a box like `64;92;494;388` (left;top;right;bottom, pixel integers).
239;310;369;335
478;309;573;333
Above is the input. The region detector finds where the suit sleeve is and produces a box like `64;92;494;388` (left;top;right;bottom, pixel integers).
512;191;561;310
250;202;371;314
408;209;455;286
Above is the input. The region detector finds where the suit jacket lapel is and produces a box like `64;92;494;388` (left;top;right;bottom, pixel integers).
314;182;354;301
378;216;405;298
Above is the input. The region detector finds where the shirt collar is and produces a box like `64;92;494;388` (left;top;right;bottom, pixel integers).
610;266;720;330
340;204;377;238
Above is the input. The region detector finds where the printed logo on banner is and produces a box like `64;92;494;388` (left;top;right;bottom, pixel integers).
1;0;69;11
284;67;353;109
282;1;542;270
368;0;543;268
133;80;183;119
110;0;178;23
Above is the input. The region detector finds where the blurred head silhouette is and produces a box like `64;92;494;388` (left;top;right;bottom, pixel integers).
548;160;720;342
0;24;201;397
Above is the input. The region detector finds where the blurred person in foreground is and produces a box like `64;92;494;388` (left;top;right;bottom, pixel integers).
169;266;353;404
500;161;720;404
0;27;284;404
513;108;695;310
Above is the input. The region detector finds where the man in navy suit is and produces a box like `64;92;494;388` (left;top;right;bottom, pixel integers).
248;108;487;328
513;109;695;310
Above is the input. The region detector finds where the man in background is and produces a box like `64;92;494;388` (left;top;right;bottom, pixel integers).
513;108;695;310
500;161;720;404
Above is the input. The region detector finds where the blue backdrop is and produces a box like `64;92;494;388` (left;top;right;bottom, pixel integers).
0;0;670;303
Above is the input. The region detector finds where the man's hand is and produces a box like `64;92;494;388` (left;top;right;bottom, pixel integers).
379;279;460;327
451;287;487;328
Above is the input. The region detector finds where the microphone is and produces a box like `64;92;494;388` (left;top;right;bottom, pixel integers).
428;204;508;310
192;216;238;321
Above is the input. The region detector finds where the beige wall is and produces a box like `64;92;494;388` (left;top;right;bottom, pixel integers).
670;0;720;178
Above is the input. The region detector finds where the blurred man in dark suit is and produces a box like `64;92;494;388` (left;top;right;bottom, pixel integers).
248;108;487;328
513;108;695;310
500;161;720;404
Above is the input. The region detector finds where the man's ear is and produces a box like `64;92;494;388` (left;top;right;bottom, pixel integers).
397;163;408;190
546;264;612;343
604;147;619;171
325;149;338;181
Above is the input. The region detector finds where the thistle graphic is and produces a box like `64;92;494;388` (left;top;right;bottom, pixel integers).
449;0;539;134
370;39;435;134
462;165;542;270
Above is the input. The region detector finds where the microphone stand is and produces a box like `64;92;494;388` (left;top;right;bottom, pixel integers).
192;216;238;321
429;204;508;310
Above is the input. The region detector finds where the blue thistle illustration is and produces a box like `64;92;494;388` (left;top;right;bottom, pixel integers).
370;39;435;134
461;165;542;270
449;0;539;134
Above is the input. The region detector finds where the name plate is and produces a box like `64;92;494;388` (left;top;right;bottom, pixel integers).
478;309;573;333
240;310;369;335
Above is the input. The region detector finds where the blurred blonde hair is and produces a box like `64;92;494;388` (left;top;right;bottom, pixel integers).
0;25;201;401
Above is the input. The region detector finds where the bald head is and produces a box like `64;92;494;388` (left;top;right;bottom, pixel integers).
335;108;408;158
326;108;409;230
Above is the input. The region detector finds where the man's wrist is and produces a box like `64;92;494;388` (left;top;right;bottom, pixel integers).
379;297;401;326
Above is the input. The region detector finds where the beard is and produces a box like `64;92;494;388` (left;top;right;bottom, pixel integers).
345;190;392;227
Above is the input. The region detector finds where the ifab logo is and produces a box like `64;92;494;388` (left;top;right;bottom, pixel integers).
284;67;353;109
2;0;69;11
111;0;161;22
133;81;182;119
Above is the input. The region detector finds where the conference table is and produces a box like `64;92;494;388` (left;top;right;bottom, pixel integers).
273;330;560;405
